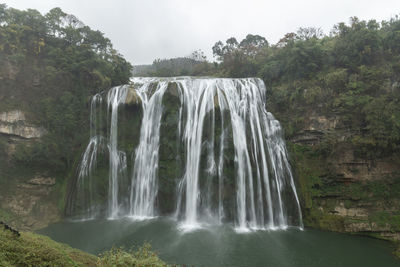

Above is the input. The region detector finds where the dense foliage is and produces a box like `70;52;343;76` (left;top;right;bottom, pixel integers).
211;18;400;157
0;5;132;172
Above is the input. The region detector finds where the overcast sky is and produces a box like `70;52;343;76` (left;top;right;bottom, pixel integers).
4;0;400;64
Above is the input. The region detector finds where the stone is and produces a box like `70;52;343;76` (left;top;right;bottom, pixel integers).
291;130;323;145
306;115;339;131
125;87;141;105
27;177;56;186
334;203;368;218
0;110;46;139
344;222;392;232
0;110;25;122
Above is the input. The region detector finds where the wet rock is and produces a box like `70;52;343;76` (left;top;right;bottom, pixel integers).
125;86;141;105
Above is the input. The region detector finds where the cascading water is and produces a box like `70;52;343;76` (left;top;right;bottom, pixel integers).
69;77;303;231
73;94;104;219
129;79;168;219
107;85;128;219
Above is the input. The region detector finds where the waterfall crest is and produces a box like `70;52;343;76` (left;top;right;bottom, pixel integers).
69;77;303;230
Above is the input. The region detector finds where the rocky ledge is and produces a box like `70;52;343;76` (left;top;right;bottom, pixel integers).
0;110;46;139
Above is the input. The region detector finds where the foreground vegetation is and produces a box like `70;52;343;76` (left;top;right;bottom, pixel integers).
0;228;169;267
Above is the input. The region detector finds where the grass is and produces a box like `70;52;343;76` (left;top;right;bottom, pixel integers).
98;245;170;267
0;228;97;266
0;228;170;266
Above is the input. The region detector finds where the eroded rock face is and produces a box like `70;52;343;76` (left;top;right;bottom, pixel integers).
0;110;25;122
331;149;400;182
0;110;46;139
291;114;344;145
334;202;368;218
286;104;400;240
286;109;400;240
0;175;60;230
0;110;56;230
344;222;392;232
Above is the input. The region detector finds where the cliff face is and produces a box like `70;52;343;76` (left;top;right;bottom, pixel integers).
284;111;400;240
0;5;133;230
0;110;61;230
0;110;47;139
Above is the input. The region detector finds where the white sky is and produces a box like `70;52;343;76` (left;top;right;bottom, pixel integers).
3;0;400;64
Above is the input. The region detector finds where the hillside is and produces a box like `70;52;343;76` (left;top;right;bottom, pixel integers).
0;5;132;229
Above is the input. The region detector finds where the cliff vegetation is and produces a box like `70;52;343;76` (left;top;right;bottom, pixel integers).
0;4;132;229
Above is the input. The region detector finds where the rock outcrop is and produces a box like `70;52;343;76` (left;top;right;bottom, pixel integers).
0;110;46;139
0;175;60;230
0;110;60;230
288;110;400;241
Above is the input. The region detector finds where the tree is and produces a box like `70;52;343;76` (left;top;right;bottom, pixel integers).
277;32;297;47
45;7;67;37
239;34;268;56
189;49;207;62
296;27;323;40
212;40;224;59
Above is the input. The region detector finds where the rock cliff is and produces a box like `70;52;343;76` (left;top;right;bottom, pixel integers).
0;110;47;139
0;110;60;230
283;111;400;241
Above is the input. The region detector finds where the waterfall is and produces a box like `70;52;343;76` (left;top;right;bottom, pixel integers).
74;94;104;219
129;79;167;219
107;85;128;219
70;77;303;231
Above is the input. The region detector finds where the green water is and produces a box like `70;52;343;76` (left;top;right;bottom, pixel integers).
39;218;399;267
